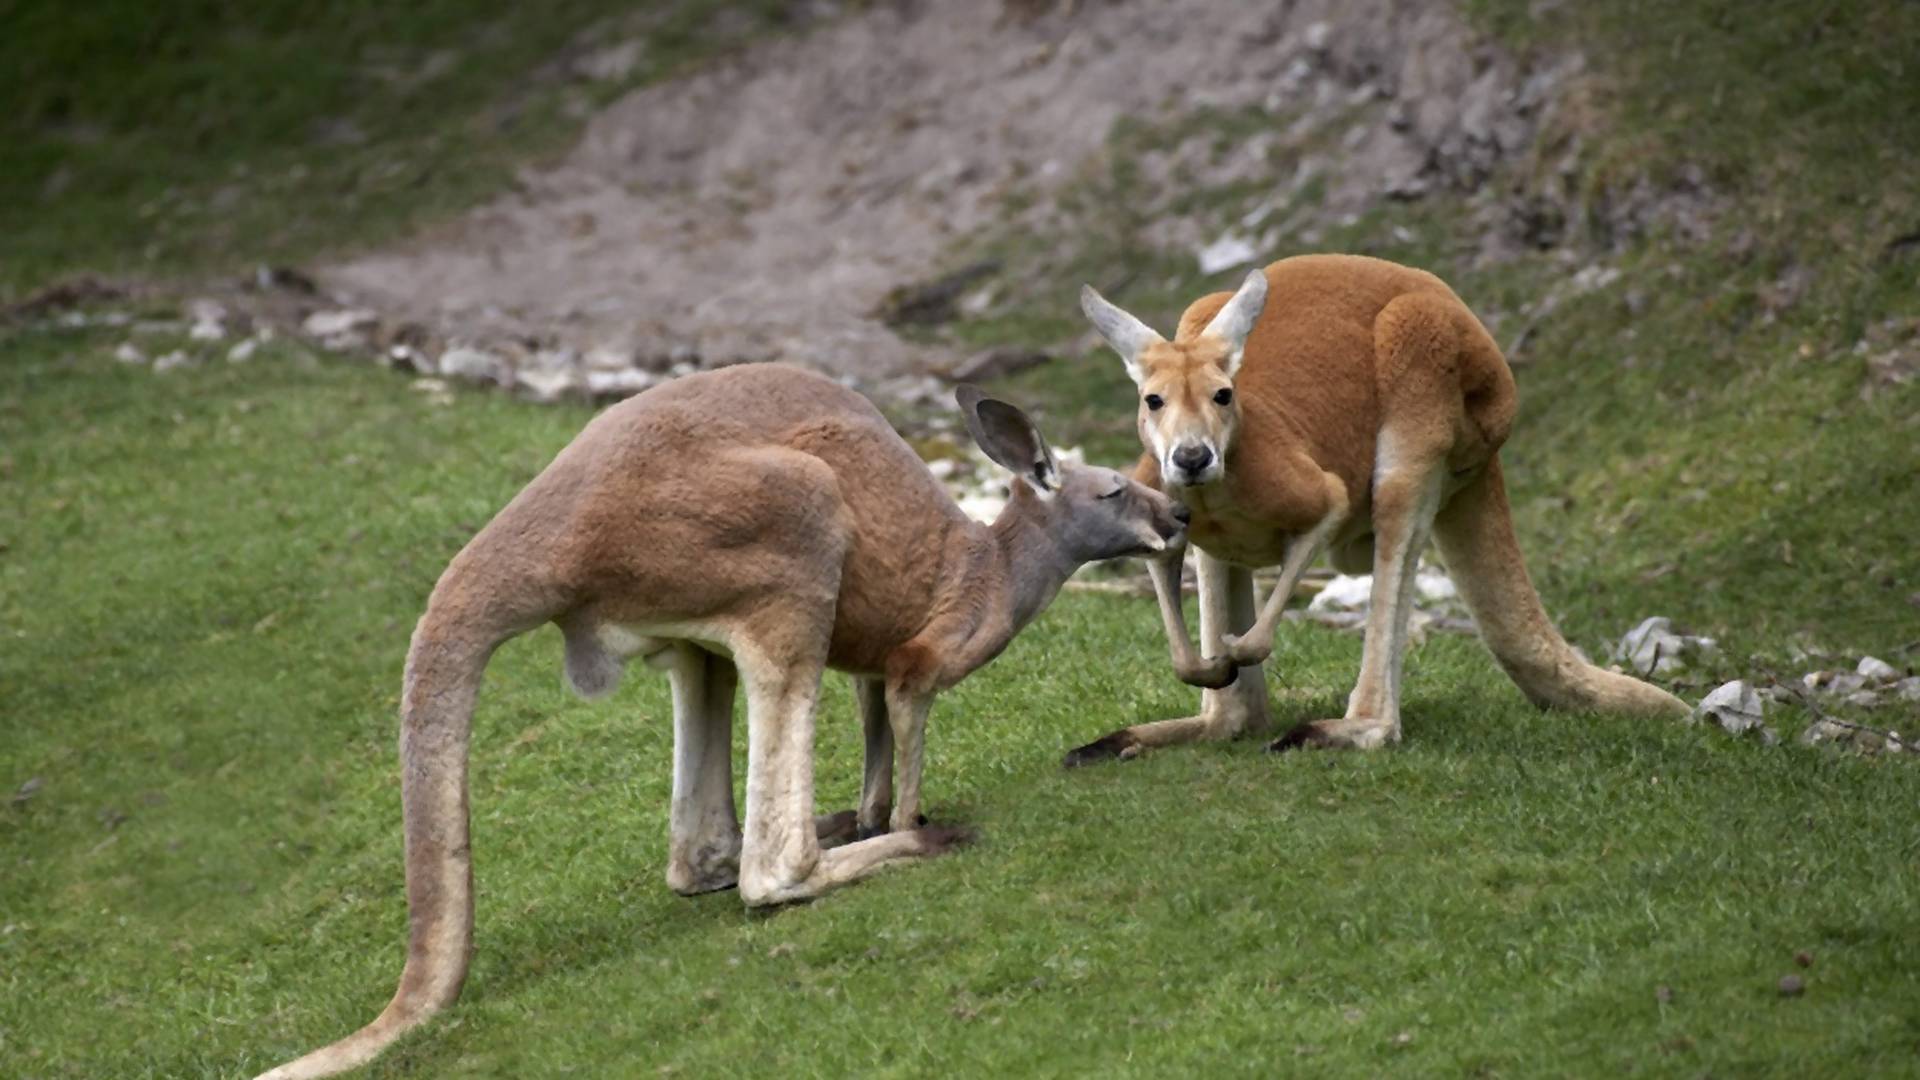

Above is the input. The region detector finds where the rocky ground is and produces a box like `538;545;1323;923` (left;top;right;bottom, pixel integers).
11;0;1629;405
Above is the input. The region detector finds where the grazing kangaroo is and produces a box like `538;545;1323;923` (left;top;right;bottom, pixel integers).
258;364;1187;1080
1067;253;1688;762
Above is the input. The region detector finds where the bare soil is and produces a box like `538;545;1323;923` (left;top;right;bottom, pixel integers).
319;0;1560;388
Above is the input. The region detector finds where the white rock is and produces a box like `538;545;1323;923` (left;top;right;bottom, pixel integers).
1823;672;1868;696
227;338;260;363
438;346;506;384
1694;680;1767;738
956;493;1007;524
1309;574;1374;612
1414;566;1457;603
1856;656;1900;683
584;345;635;372
301;309;377;338
529;347;577;372
1569;265;1622;293
515;368;578;403
153;350;194;373
1614;616;1716;677
410;378;450;394
1895;677;1920;703
1196;232;1259;275
113;342;147;365
1845;690;1881;709
385;344;430;373
584;368;657;399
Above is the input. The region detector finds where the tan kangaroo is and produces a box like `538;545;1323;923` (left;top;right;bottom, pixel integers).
257;364;1187;1080
1066;253;1688;763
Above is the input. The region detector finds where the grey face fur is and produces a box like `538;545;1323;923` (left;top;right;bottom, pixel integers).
956;385;1186;561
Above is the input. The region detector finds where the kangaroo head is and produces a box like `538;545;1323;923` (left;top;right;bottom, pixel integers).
955;386;1188;560
1078;268;1268;489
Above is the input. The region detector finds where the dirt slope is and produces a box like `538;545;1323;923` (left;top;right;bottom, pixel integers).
319;0;1560;392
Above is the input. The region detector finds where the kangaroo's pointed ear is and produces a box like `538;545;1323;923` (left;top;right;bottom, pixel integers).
1079;284;1164;386
956;385;1060;494
1199;267;1268;379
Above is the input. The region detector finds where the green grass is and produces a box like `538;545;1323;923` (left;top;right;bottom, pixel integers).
6;1;1920;1075
0;0;797;296
4;332;1918;1078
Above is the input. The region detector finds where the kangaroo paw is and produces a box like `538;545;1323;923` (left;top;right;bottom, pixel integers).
1062;729;1144;768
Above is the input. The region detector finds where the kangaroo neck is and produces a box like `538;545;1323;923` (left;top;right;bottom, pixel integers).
936;484;1078;685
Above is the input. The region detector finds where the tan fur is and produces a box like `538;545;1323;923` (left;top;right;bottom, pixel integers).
256;365;1186;1079
1070;254;1688;762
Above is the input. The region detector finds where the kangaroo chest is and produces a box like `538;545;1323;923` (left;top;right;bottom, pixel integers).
1182;493;1294;568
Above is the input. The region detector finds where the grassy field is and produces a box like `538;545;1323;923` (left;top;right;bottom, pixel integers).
3;333;1917;1078
5;0;1920;1076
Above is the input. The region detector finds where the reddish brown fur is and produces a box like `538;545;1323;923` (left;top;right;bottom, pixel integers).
1073;254;1688;760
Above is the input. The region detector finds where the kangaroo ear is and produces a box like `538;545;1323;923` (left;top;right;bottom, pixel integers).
1199;267;1268;379
956;385;1060;494
1079;284;1164;386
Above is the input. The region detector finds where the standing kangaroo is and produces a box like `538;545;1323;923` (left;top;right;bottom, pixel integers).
258;364;1187;1080
1068;253;1687;762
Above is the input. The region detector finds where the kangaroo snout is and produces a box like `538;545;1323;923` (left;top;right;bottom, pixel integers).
1169;443;1217;484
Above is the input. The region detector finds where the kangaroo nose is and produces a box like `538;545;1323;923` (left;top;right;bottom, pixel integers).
1172;444;1213;473
1173;504;1192;525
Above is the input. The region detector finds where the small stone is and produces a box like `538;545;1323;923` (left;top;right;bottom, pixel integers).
1823;672;1868;696
1793;950;1814;968
227;338;260;363
1856;656;1900;683
153;350;194;373
437;346;507;384
585;368;657;400
1655;984;1674;1004
515;367;578;404
1196;232;1259;275
1844;690;1880;709
301;309;377;338
1777;974;1804;997
1614;616;1716;677
11;776;43;806
1693;680;1766;736
1894;677;1920;703
112;342;147;365
1390;1031;1414;1047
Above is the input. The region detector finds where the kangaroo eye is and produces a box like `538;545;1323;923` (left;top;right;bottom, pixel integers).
1144;394;1165;411
1213;388;1234;406
1097;486;1124;501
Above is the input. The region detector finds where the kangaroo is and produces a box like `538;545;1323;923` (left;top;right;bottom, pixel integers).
1067;253;1688;763
257;364;1187;1080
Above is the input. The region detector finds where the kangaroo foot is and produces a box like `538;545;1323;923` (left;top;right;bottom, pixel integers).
1267;717;1399;752
1062;728;1144;768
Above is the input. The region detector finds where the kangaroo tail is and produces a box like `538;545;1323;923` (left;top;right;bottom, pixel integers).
256;598;503;1079
1432;458;1689;719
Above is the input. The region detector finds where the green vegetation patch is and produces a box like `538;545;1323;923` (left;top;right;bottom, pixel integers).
3;332;1916;1077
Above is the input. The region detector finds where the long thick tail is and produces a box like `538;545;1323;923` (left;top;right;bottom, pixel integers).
1432;458;1689;719
256;603;500;1080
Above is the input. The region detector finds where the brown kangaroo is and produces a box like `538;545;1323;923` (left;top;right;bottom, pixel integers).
257;364;1187;1079
1068;253;1687;762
